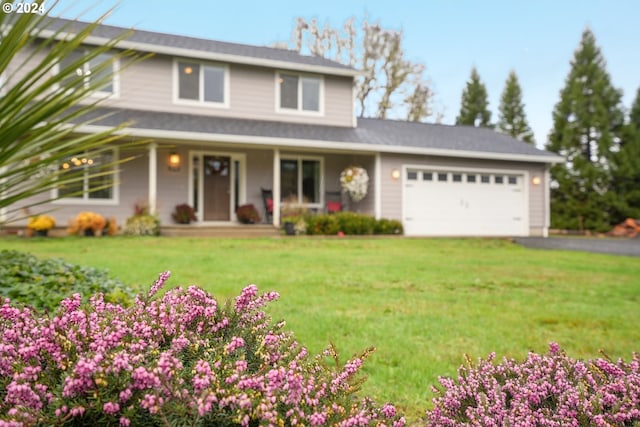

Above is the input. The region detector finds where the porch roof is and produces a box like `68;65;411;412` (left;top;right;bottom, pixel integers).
77;107;562;164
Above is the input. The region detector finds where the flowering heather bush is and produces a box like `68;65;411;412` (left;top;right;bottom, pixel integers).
0;272;405;426
426;343;640;426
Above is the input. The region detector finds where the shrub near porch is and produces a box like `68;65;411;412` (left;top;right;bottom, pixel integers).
303;212;403;235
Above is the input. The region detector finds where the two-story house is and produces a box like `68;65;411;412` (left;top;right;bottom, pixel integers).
6;18;562;237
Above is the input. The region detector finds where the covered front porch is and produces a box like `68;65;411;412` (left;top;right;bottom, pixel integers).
144;142;380;227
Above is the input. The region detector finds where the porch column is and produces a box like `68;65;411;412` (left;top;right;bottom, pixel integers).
374;153;382;220
148;142;158;214
273;148;281;226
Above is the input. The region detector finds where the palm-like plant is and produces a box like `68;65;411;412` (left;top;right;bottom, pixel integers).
0;5;141;222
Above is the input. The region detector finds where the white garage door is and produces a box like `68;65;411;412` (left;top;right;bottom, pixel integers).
403;168;528;236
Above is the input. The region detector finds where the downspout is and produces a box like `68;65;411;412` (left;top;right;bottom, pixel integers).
273;148;280;227
544;165;550;238
374;153;382;220
148;142;157;215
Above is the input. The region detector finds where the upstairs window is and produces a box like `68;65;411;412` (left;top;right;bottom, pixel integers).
277;73;321;113
176;61;227;105
59;49;117;95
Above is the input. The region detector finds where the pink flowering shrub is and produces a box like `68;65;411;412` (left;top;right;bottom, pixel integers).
426;343;640;426
0;272;405;426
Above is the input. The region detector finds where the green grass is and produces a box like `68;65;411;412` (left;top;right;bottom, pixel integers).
1;236;639;422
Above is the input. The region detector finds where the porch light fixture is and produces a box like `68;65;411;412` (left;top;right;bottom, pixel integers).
168;152;181;172
531;176;541;185
391;169;401;180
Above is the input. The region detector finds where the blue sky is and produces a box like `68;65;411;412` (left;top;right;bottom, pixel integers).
52;0;639;147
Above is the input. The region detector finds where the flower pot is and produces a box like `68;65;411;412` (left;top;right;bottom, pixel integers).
284;222;295;236
35;229;48;237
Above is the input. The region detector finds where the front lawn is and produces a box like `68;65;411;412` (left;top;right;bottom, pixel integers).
1;236;638;422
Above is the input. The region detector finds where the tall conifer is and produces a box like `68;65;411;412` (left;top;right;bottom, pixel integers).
609;88;640;222
497;71;535;144
545;28;625;231
456;67;492;127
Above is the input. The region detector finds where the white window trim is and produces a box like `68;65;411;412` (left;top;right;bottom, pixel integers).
280;155;324;208
54;49;120;100
275;71;324;116
52;147;120;206
172;59;230;108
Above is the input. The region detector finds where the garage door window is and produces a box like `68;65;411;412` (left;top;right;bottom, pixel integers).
405;169;522;188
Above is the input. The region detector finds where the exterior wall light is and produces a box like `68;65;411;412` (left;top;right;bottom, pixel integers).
168;152;181;172
391;169;401;180
531;176;541;185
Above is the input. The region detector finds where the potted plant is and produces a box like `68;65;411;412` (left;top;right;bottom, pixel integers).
235;204;260;224
172;203;197;224
27;214;56;237
281;196;308;235
68;212;107;236
122;202;161;236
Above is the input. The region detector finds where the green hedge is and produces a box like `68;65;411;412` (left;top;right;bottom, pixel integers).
0;250;135;312
304;212;403;235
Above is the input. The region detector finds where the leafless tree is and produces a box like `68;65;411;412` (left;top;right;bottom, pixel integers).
290;17;433;122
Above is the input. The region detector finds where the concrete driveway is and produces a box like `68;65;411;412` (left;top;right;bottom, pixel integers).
514;236;640;257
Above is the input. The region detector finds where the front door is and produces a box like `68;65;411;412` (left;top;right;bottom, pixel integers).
203;155;231;221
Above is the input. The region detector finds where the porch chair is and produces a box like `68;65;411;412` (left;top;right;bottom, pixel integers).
325;191;343;214
261;188;273;223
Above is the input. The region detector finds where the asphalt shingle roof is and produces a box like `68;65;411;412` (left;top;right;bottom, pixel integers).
80;108;559;161
41;18;557;162
43;17;355;73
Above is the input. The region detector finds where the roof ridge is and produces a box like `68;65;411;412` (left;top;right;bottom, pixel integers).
45;16;356;73
51;17;298;55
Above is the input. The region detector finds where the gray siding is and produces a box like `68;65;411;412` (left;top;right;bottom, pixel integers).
10;147;149;230
527;164;547;230
5;44;49;90
321;153;376;215
110;55;355;127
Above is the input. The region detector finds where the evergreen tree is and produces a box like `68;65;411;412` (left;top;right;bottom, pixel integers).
609;87;640;222
456;67;492;127
545;28;625;232
497;71;535;144
630;87;640;129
